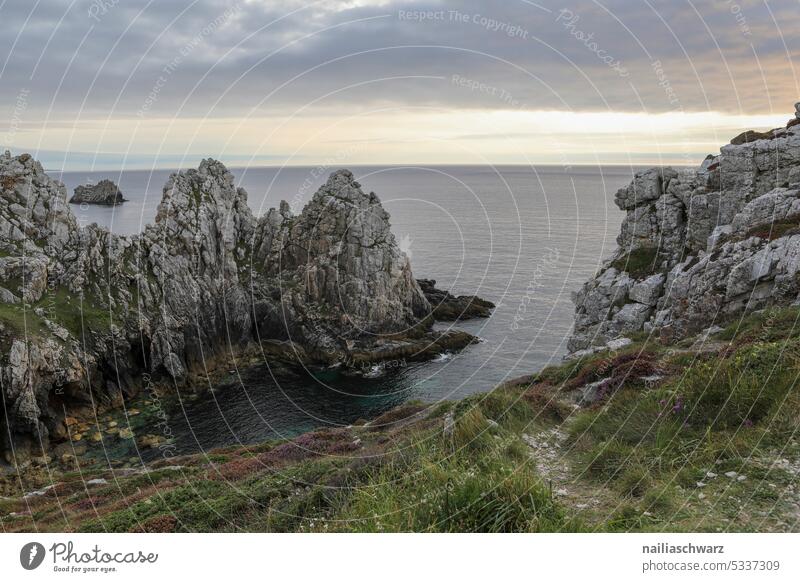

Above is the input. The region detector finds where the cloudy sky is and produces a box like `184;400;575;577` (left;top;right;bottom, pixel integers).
1;0;798;169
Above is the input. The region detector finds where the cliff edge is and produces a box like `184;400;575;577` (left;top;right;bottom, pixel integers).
570;104;800;354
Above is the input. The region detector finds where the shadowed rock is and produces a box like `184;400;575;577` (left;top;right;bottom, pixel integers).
416;279;494;321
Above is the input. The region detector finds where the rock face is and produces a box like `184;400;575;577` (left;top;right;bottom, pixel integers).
69;179;126;205
0;154;483;462
570;107;800;352
416;279;495;320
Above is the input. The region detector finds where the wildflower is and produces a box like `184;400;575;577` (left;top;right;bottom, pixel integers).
671;397;684;414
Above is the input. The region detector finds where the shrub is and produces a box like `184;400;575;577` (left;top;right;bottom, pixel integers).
746;213;800;241
259;429;359;465
606;503;651;531
523;384;572;423
642;487;676;515
210;456;266;481
369;402;428;429
567;350;657;395
473;386;540;429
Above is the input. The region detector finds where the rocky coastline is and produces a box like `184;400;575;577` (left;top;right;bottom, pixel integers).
570;104;800;355
5;113;800;532
0;153;491;465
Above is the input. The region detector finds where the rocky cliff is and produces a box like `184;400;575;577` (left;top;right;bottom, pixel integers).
570;105;800;354
0;153;480;462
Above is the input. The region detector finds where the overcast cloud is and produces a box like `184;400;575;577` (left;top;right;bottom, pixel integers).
1;0;798;166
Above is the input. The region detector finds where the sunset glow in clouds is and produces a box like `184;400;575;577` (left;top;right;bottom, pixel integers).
1;0;798;169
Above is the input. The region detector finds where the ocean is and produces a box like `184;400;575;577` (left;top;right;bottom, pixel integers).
55;164;638;456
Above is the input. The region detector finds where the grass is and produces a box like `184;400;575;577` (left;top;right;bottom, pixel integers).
5;306;800;533
0;302;47;337
2;393;571;533
562;307;800;530
331;446;563;532
611;246;660;278
0;287;114;347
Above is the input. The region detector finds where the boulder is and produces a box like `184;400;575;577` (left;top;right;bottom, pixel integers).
416;279;494;320
629;273;665;306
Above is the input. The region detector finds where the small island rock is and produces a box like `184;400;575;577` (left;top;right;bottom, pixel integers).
69;179;126;205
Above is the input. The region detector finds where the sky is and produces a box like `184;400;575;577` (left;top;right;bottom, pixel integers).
1;0;798;170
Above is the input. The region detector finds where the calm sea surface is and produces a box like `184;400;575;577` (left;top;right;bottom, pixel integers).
55;164;638;456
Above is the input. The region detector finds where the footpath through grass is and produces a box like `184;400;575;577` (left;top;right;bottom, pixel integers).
4;306;800;532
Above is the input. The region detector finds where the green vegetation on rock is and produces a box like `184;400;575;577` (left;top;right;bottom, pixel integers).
611;246;660;278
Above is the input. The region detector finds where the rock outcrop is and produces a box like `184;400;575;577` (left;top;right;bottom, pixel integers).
69;179;126;205
0;154;484;462
570;106;800;353
417;279;495;320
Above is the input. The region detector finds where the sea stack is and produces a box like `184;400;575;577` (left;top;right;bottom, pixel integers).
69;179;127;205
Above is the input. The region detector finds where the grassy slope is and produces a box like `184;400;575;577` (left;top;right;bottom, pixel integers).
3;306;800;533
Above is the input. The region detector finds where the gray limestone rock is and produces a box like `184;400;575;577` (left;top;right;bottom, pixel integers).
629;273;665;306
569;105;800;351
0;152;485;462
69;179;127;205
